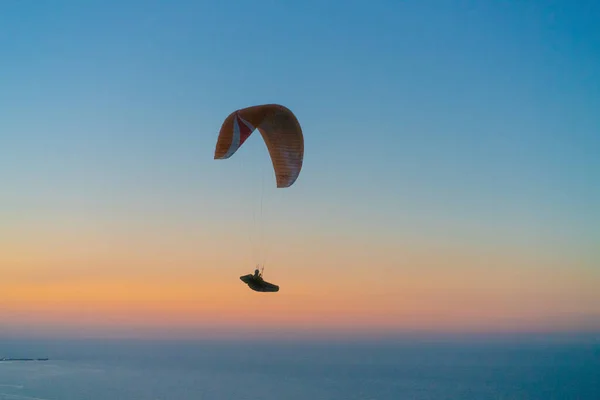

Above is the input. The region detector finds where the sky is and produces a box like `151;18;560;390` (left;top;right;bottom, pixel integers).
1;0;599;340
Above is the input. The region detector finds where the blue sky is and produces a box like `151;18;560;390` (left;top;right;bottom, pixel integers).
1;0;598;261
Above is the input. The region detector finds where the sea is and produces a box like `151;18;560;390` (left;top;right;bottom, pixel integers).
0;335;598;400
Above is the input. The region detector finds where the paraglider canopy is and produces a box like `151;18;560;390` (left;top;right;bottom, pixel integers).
214;104;304;188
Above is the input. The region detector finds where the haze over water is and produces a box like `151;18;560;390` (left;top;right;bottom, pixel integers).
1;336;599;400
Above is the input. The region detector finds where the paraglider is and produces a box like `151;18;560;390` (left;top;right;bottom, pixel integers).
239;267;280;293
214;104;304;293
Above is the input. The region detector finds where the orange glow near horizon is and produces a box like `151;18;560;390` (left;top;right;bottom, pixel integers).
2;226;599;339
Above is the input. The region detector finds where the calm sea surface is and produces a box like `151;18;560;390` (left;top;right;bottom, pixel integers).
0;337;598;399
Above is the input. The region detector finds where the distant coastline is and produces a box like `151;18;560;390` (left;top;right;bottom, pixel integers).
0;358;49;362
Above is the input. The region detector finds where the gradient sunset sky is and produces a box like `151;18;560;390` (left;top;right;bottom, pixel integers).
1;0;599;339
